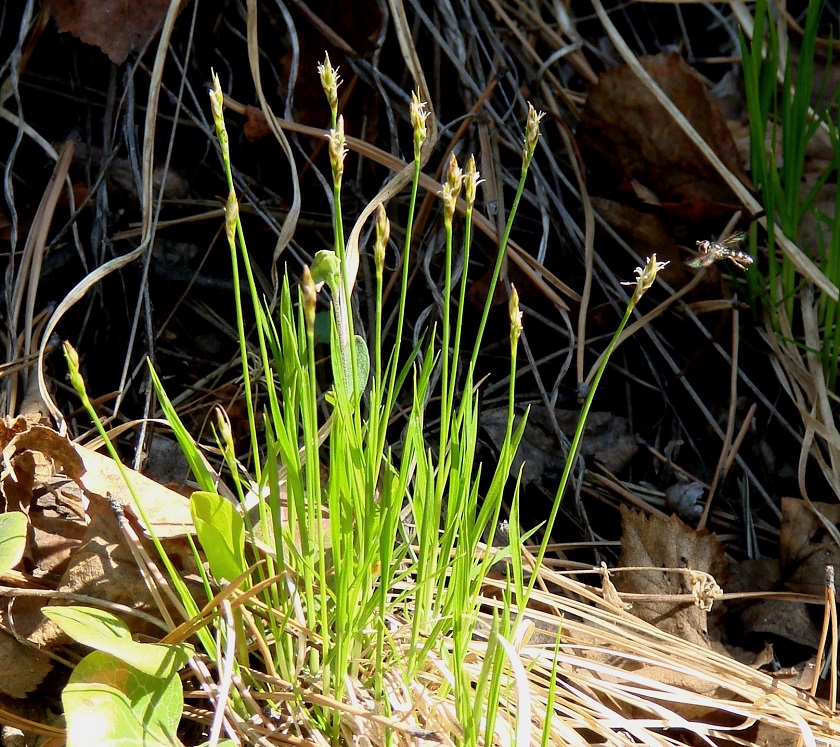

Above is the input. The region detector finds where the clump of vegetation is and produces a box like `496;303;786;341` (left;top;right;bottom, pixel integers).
53;57;671;745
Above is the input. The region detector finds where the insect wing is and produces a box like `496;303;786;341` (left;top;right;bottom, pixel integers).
720;231;747;248
687;252;716;268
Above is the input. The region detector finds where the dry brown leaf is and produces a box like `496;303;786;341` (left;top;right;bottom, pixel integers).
74;443;194;537
45;0;177;65
24;494;200;649
579;52;749;221
0;630;52;698
779;496;840;597
480;405;637;489
725;556;822;658
30;511;87;577
3;423;193;538
616;506;726;647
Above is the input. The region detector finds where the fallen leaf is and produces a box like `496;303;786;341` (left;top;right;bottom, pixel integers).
45;0;178;65
0;630;53;698
779;497;840;597
615;506;726;647
579;53;749;221
3;424;194;538
480;405;638;489
25;494;201;649
724;557;822;660
30;511;87;577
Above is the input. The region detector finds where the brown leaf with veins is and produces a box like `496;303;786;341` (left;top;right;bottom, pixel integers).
3;424;194;537
616;506;727;647
45;0;178;65
611;507;731;717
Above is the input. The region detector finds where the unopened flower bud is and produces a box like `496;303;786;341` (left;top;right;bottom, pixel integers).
509;284;523;345
63;341;86;396
214;406;235;456
301;265;317;335
374;203;389;276
225;190;238;247
209;72;229;161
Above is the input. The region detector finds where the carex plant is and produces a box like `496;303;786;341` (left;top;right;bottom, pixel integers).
123;57;669;743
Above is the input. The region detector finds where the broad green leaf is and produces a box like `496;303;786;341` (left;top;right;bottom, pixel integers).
190;491;246;584
65;650;183;747
43;607;191;678
0;512;28;574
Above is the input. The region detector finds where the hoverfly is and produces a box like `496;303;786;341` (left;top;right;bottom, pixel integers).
687;232;754;270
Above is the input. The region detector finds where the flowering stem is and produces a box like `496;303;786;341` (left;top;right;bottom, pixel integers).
515;254;667;626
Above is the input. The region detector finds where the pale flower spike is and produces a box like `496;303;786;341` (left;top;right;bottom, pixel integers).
410;90;429;161
317;52;341;117
209;72;228;162
523;103;545;166
301;265;317;335
622;254;669;305
464;154;482;209
328;115;348;186
374;203;389;273
442;153;463;223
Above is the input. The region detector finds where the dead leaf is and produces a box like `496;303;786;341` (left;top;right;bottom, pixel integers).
0;630;52;698
73;443;194;537
480;405;637;489
724;556;822;658
615;506;726;647
45;0;178;65
779;497;840;597
23;494;201;649
579;53;750;220
3;424;194;538
30;510;87;577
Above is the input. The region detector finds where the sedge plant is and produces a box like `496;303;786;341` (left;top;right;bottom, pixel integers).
125;57;671;746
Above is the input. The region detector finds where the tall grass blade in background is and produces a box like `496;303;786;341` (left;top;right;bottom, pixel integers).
740;0;840;386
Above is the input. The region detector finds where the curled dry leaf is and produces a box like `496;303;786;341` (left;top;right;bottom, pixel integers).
613;507;730;716
0;632;53;698
0;422;201;648
2;424;193;536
